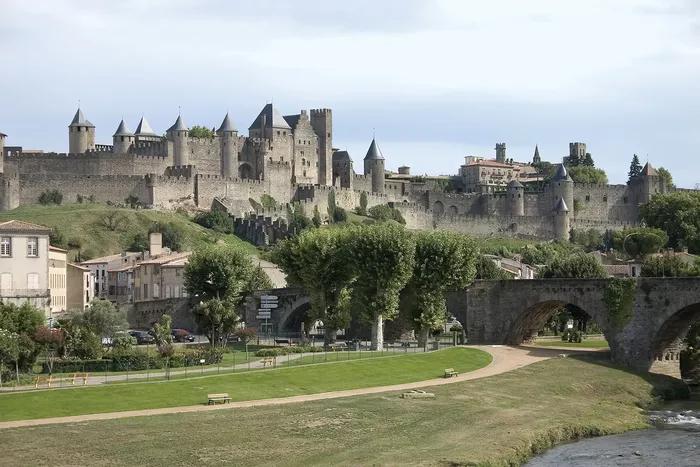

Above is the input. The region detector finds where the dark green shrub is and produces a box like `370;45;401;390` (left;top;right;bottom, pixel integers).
38;190;63;205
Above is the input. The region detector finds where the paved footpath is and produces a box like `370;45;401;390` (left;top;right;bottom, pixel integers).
0;346;582;430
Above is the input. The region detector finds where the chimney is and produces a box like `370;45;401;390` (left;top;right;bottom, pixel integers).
149;232;162;257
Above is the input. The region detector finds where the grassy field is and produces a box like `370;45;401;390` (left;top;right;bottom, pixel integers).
0;348;491;421
0;203;258;259
0;355;686;466
534;336;610;349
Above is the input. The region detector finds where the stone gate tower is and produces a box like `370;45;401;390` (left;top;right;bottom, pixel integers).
553;197;570;242
363;138;385;194
68;108;95;154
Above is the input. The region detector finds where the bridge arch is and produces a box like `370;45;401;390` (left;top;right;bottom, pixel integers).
649;302;700;378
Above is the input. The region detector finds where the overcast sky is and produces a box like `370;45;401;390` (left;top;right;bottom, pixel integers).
2;0;699;186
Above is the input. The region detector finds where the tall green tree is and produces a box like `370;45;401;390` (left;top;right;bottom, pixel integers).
273;228;356;346
640;191;700;253
184;244;262;304
349;224;415;350
582;153;595;167
475;255;512;280
628;154;642;181
406;231;477;346
69;299;127;339
641;255;700;277
358;192;368;216
194;298;240;347
188;125;215;138
152;314;174;357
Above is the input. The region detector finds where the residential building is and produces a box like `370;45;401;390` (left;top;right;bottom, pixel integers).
67;263;95;311
48;246;68;316
133;252;191;302
0;220;52;316
81;251;143;299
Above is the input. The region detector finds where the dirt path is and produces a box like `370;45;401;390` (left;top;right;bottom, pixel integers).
0;346;572;430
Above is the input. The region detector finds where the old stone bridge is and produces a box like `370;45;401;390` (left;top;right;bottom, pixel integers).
248;278;700;377
448;277;700;377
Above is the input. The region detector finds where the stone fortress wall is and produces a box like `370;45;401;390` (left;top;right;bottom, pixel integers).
0;103;682;241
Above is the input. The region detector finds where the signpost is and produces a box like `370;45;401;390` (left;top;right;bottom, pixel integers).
258;295;278;341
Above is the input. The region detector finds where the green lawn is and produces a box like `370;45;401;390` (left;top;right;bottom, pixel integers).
0;356;686;466
0;203;258;259
0;348;491;421
534;337;610;349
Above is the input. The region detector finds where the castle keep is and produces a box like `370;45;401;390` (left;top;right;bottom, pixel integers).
0;104;675;241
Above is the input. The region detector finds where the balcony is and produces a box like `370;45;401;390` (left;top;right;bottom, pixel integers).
0;288;50;298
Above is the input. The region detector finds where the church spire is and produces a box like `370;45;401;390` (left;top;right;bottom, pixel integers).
533;144;541;164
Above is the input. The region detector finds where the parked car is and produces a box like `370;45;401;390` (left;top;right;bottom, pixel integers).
129;330;156;345
172;328;196;343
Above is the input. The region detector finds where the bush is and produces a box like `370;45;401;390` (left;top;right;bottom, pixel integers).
254;345;323;357
38;190;63;205
194;210;232;233
367;204;405;224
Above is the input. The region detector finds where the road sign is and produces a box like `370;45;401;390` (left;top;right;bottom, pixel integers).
260;303;278;309
256;311;271;319
260;295;278;301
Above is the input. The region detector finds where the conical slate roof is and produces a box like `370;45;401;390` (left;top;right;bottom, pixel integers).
112;119;133;137
0;132;6;138
554;197;569;213
641;162;658;176
167;115;188;132
364;138;384;161
69;108;94;128
248;104;291;130
134;117;156;136
553;164;571;181
507;179;523;188
217;113;236;133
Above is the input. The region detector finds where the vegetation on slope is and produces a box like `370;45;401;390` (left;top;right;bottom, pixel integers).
0;203;258;260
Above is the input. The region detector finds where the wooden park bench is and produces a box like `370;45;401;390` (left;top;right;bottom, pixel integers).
72;372;89;385
329;342;347;351
443;368;459;378
261;357;276;367
274;338;291;346
207;393;231;405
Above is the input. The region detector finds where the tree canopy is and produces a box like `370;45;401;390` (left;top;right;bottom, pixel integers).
657;167;674;189
640;191;700;253
538;252;607;279
349;224;415;349
641;255;700;277
68;299;127;339
272;227;356;345
405;231;477;345
611;227;668;258
188;125;215;138
567;166;608;184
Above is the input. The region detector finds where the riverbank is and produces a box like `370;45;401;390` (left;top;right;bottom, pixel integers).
0;353;688;466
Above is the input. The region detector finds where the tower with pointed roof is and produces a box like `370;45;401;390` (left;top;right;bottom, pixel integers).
112;120;134;155
363;138;385;194
134;116;160;143
553;197;570;242
532;145;541;164
166;115;189;166
551;163;574;219
68;108;96;154
217;113;238;177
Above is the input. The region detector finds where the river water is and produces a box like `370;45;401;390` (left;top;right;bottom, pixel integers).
526;405;700;466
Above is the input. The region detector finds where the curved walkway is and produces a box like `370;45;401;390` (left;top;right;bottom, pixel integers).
0;346;580;430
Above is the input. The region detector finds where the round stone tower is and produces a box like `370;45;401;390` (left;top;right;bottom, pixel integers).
112;120;134;155
363;138;385;194
507;179;524;216
217;113;238;178
167;115;189;166
553;197;570;242
0;131;5;174
68;108;96;154
551;164;574;217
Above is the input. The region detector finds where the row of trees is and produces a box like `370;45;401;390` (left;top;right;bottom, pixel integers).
273;224;478;349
